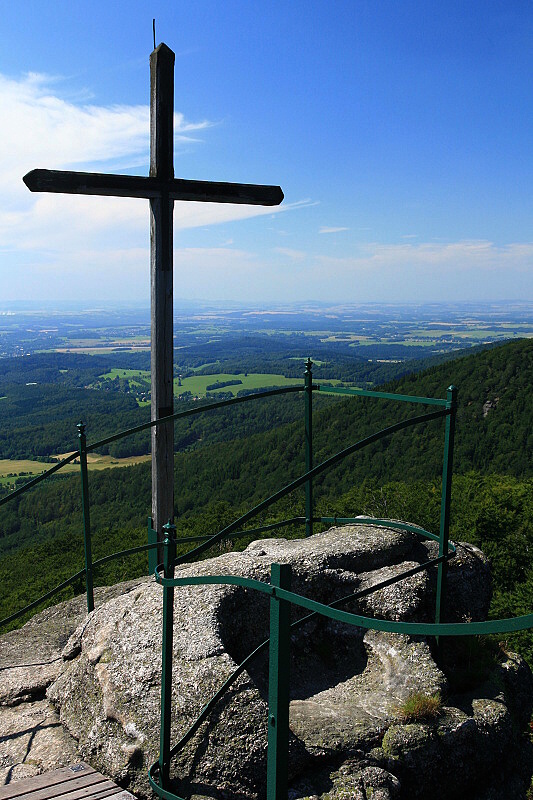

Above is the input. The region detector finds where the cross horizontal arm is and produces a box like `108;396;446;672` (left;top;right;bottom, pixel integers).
23;169;284;206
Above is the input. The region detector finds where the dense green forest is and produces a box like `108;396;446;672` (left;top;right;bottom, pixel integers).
0;338;531;670
0;340;495;459
2;337;531;539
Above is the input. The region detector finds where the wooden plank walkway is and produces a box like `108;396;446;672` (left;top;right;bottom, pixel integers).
0;763;137;800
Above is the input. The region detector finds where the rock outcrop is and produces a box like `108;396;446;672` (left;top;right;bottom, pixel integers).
1;524;531;799
0;583;142;784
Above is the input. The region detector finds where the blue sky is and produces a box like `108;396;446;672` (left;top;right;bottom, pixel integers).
1;1;532;305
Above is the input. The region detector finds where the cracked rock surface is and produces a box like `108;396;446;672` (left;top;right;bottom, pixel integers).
0;699;78;784
0;581;146;783
0;524;531;799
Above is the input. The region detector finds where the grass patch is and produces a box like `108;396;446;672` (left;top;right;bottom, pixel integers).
396;692;442;722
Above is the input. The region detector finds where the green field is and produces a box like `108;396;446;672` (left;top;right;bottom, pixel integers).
403;328;514;341
98;369;330;398
100;368;149;385
174;372;306;397
0;454;151;486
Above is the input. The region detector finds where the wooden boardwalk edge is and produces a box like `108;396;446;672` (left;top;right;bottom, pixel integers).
0;763;137;800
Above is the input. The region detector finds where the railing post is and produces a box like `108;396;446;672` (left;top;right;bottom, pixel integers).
435;385;457;632
267;562;291;800
77;421;94;613
159;519;176;790
304;358;313;537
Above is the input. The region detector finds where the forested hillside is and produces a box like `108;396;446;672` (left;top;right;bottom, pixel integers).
0;338;531;663
0;341;496;459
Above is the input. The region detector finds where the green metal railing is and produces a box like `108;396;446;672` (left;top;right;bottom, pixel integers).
1;361;532;799
149;550;533;800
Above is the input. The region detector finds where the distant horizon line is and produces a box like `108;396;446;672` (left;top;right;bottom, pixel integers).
2;298;532;313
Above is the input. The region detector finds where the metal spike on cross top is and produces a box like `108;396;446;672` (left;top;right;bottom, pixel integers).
23;43;284;550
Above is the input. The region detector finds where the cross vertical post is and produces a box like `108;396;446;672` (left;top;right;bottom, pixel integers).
304;358;313;537
77;421;94;613
435;384;457;641
22;43;283;565
159;520;177;789
150;45;175;555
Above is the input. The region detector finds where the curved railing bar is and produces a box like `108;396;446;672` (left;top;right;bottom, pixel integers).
159;572;533;636
162;547;453;762
148;567;533;800
0;451;78;508
0;387;448;626
0;384;453;636
92;541;159;569
0;387;307;629
0;381;447;512
169;517;308;548
0;387;305;509
170;406;450;566
148;768;183;800
318;384;449;407
320;517;444;544
0;521;304;630
0;568;86;629
85;386;304;453
214;516;306;541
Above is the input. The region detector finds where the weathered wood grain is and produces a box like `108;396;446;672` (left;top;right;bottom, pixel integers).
23;170;283;205
0;763;137;800
150;44;175;548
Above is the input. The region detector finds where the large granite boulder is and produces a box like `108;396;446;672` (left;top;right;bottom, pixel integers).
0;583;142;784
1;524;531;799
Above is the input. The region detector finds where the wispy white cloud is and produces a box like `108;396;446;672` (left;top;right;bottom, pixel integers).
0;70;211;252
172;199;304;231
2;72;529;305
0;71;311;299
274;247;306;260
305;240;533;301
0;72;209;201
5;236;532;303
314;240;533;273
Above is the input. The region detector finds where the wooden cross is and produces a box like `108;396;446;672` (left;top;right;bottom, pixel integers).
23;43;283;546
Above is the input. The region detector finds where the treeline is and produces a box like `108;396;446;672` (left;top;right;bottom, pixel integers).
0;383;341;460
177;334;493;382
205;379;243;391
173;331;470;369
0;351;114;386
